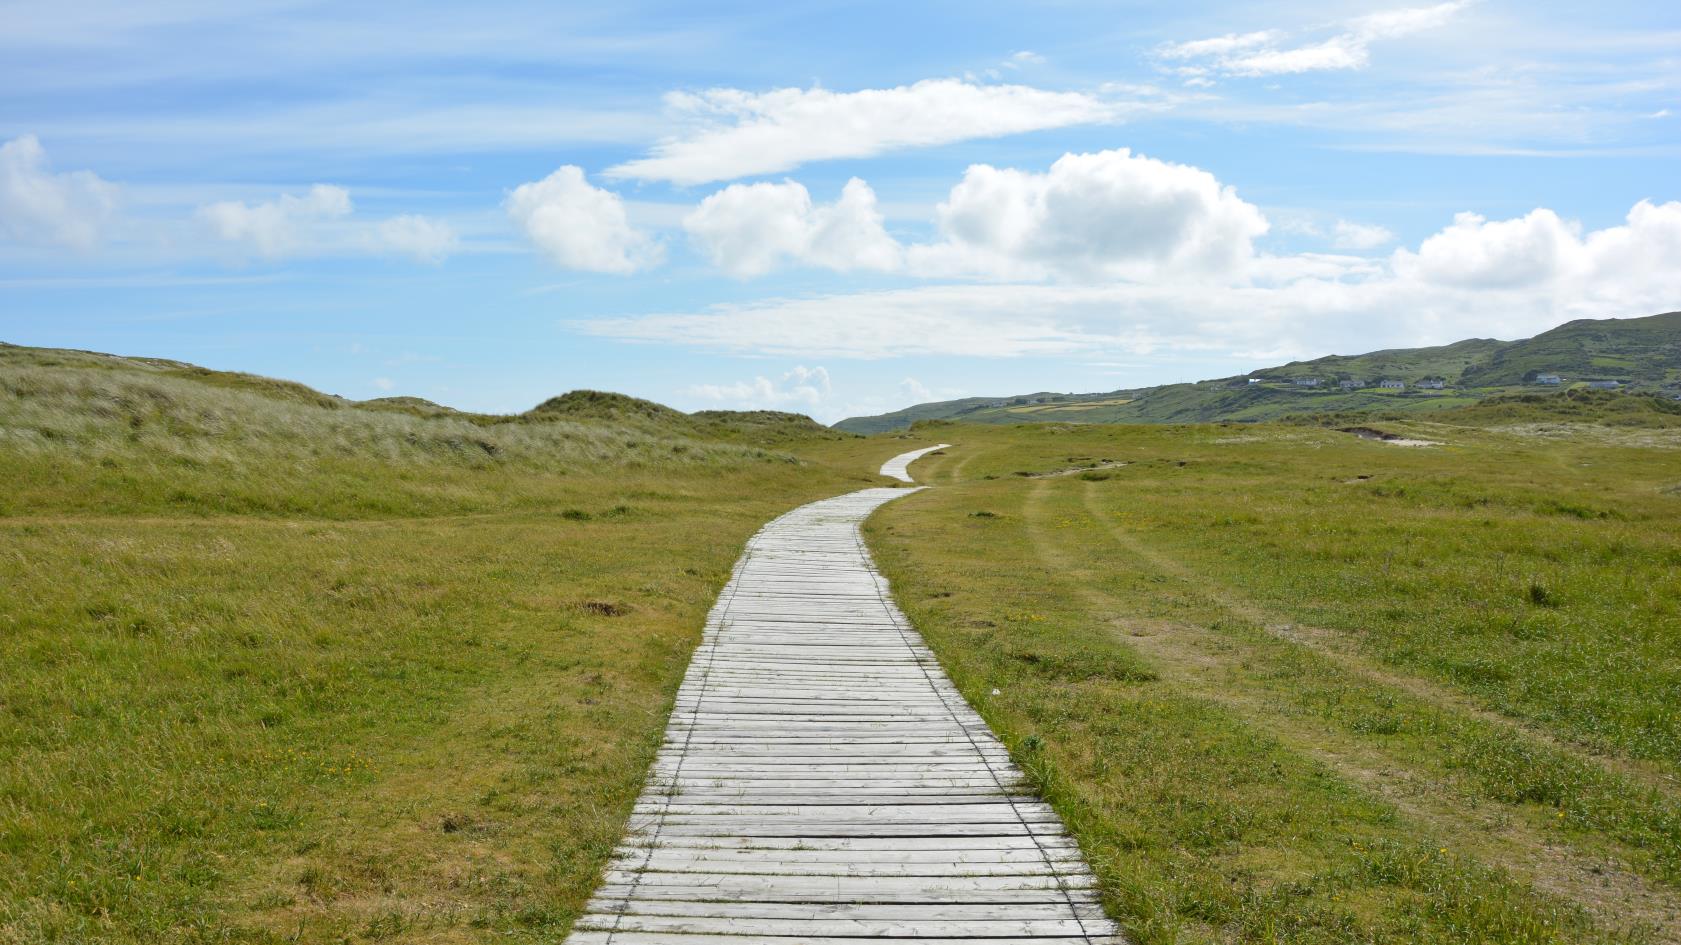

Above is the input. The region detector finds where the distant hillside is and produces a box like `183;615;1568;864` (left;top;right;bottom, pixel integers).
1460;311;1681;387
835;311;1681;432
1296;387;1681;430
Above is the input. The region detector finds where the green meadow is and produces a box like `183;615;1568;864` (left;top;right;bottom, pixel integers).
0;346;901;943
4;344;1680;943
865;413;1681;943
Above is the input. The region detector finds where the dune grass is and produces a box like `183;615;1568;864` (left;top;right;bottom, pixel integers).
0;349;916;943
866;419;1681;944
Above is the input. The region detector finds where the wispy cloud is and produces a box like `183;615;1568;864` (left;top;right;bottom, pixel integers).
685;365;833;411
606;79;1144;185
197;184;458;262
198;184;353;258
1159;2;1471;79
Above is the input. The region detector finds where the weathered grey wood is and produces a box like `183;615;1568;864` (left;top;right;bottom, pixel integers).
879;444;947;482
565;445;1124;944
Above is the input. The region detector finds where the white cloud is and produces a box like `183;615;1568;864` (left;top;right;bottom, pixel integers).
606;79;1132;185
1158;31;1282;60
683;178;901;277
1161;2;1470;79
196;184;457;263
1350;2;1469;40
586;200;1681;362
1222;37;1369;76
913;148;1269;280
1004;51;1046;68
371;377;395;391
1332;220;1396;250
375;214;457;263
1394;208;1577;286
674;149;1270;282
0;134;119;249
506;165;660;273
899;377;934;402
685;365;833;411
1394;201;1681;295
198;184;352;257
673;149;1268;281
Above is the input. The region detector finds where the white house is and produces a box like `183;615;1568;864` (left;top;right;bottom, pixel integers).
1587;380;1621;390
1379;379;1405;390
1295;377;1322;388
1339;379;1360;390
1417;379;1446;390
1536;373;1563;385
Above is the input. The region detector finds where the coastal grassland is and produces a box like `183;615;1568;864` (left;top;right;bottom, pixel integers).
0;352;928;943
866;419;1681;944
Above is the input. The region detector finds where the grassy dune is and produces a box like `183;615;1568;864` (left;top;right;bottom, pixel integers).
0;347;923;943
867;418;1681;944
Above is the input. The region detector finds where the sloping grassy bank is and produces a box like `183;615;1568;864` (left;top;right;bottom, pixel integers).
0;348;922;943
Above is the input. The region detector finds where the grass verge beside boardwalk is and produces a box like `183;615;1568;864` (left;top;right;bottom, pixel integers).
866;420;1681;944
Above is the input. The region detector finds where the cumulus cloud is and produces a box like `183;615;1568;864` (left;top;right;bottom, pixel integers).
1394;208;1578;286
198;184;352;257
506;165;660;273
913;148;1269;280
0;134;119;249
1160;2;1469;79
683;178;901;277
1394;201;1681;297
375;214;458;263
606;79;1130;185
675;149;1269;282
685;365;833;410
586;200;1681;362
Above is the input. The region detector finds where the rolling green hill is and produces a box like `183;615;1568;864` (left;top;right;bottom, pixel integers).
836;311;1681;432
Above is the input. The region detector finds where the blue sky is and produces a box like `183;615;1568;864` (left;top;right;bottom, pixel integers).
3;0;1678;422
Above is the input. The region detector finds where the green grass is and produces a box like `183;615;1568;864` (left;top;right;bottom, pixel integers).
864;418;1681;943
8;340;1681;944
0;346;910;943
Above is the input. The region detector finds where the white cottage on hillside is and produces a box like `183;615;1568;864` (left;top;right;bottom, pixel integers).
1379;379;1405;390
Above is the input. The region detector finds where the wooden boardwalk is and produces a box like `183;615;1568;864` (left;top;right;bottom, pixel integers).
568;446;1122;943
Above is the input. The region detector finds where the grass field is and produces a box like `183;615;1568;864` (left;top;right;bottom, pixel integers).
0;348;927;943
7;344;1681;944
864;418;1681;943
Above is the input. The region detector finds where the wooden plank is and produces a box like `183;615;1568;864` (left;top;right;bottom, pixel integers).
561;446;1121;944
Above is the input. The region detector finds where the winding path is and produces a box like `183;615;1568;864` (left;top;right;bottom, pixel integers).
568;445;1122;944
